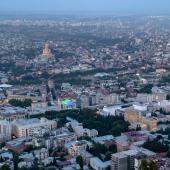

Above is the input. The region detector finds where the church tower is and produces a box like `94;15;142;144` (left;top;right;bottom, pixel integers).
42;43;51;57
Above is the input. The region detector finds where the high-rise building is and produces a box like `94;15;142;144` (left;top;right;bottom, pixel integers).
111;152;127;170
112;150;139;170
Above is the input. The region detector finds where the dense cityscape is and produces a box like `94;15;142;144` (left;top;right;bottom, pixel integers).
1;8;170;170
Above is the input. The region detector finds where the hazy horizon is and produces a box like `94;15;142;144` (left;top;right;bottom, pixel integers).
0;0;170;16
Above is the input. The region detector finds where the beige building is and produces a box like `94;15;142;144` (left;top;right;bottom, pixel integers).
142;117;157;131
123;108;142;123
122;107;157;131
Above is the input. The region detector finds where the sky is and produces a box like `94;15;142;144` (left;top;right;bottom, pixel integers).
0;0;170;15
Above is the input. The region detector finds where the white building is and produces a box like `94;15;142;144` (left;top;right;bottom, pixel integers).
12;118;57;137
0;106;27;121
83;128;98;138
68;119;98;137
156;100;170;112
90;157;111;170
93;135;114;144
133;103;147;112
100;105;122;116
0;120;12;141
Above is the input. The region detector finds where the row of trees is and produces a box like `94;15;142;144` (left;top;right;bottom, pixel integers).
9;99;32;108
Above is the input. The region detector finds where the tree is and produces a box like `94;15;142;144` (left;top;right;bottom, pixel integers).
109;144;117;153
161;74;170;84
166;95;170;101
18;167;31;170
13;153;19;170
24;144;33;153
52;158;58;167
167;149;170;158
0;142;5;149
76;155;84;169
23;99;32;108
156;135;163;141
0;164;10;170
139;159;158;170
89;143;108;155
47;168;56;170
0;156;3;163
139;159;149;170
139;84;153;94
136;124;141;131
143;138;168;153
149;160;158;170
160;108;165;114
105;151;112;161
32;158;39;170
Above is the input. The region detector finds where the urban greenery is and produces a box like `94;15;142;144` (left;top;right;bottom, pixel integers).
76;155;84;169
143;138;168;153
139;159;158;170
87;143;117;161
31;109;130;136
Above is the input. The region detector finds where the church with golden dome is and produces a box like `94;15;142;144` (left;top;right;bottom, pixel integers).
35;43;55;63
42;43;52;57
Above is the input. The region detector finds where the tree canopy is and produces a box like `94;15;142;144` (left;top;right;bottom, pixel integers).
9;99;32;108
31;109;130;136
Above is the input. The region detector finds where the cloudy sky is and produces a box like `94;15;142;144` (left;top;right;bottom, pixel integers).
0;0;170;15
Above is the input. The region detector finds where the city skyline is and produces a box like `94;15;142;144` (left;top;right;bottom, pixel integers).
0;0;170;15
1;1;170;170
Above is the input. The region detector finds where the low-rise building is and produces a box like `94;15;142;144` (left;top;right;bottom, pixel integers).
0;106;27;121
66;140;87;156
54;132;77;147
93;135;114;145
90;157;111;170
6;139;26;153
